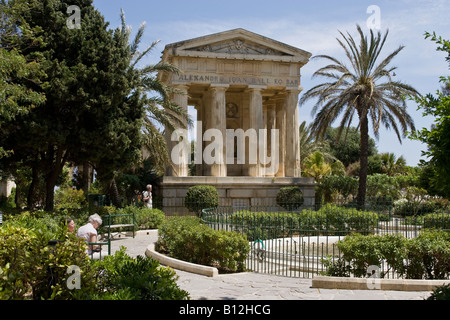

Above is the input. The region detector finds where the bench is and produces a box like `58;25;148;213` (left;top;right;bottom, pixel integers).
0;211;2;225
103;213;135;240
87;240;111;260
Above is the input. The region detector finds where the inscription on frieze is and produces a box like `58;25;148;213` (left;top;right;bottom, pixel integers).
175;73;299;87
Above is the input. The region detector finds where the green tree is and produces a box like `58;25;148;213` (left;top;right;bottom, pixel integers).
300;25;418;209
410;33;450;199
303;151;345;183
322;126;378;167
117;10;191;175
0;0;144;210
299;121;327;170
97;11;191;205
0;0;46;158
380;152;407;176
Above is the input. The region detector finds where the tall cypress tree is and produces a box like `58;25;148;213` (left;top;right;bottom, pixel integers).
1;0;144;210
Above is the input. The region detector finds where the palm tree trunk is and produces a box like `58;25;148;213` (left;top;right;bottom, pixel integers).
357;115;369;210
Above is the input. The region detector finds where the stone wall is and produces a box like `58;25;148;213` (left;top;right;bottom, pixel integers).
158;176;316;215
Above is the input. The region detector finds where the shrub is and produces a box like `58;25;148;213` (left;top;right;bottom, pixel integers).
427;284;450;300
230;204;379;240
185;185;219;217
157;217;249;272
93;247;189;300
276;186;304;211
0;223;96;300
423;213;450;230
54;187;87;210
323;231;450;280
116;206;165;230
394;198;449;217
405;230;450;280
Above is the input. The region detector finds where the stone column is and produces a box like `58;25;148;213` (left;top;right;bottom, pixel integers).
284;89;301;177
209;85;228;177
247;86;264;177
276;99;286;177
264;103;277;177
165;85;189;177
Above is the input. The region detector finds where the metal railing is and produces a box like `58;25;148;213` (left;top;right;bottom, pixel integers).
201;203;449;279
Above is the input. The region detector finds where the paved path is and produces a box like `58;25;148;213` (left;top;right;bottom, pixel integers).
109;233;432;301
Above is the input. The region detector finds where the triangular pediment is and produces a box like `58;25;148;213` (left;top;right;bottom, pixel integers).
185;38;290;56
162;28;311;64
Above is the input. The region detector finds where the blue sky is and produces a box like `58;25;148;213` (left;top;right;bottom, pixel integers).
93;0;450;166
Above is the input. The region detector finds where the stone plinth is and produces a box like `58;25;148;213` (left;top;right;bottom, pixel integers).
158;176;316;215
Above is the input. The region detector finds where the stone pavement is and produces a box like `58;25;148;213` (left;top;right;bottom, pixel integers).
109;232;432;301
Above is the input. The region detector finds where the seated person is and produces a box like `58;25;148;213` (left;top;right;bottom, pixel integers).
77;214;108;259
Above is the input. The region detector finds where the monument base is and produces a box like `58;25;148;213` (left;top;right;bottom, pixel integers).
158;176;316;215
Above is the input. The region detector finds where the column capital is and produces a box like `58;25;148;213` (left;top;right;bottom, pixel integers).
246;85;267;91
285;88;302;95
209;84;229;91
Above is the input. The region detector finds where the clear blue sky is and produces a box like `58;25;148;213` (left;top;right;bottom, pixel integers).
93;0;450;166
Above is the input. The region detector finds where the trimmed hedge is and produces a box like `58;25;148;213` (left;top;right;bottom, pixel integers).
156;217;249;273
323;230;450;280
228;204;379;240
185;185;219;217
276;186;304;211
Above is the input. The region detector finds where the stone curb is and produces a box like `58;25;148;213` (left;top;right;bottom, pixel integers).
145;242;219;277
312;276;450;292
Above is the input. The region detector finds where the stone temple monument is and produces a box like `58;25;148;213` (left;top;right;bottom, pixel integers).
157;28;315;214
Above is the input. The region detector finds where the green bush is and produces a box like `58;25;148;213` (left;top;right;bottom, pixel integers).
427;284;450;300
116;206;165;230
0;211;189;300
230;204;379;240
157;217;249;272
92;247;189;300
0;223;96;300
393;198;449;217
406;230;450;280
185;185;219;217
276;186;304;211
423;213;450;230
54;187;87;210
334;233;407;278
323;230;449;280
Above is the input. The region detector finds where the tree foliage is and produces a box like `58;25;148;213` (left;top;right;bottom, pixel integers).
410;33;450;199
0;0;46;158
0;0;144;210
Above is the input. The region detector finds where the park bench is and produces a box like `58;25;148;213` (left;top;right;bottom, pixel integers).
87;240;111;260
103;213;135;240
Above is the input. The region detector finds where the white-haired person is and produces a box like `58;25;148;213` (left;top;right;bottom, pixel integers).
142;184;152;209
77;213;107;259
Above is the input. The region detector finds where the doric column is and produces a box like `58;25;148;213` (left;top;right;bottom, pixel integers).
209;85;228;177
284;89;301;177
247;86;264;177
276;100;286;177
165;85;189;177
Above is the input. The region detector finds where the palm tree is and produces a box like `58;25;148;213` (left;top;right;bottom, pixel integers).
303;151;345;183
119;10;192;174
300;25;418;209
104;11;192;205
380;152;407;176
300;121;321;169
